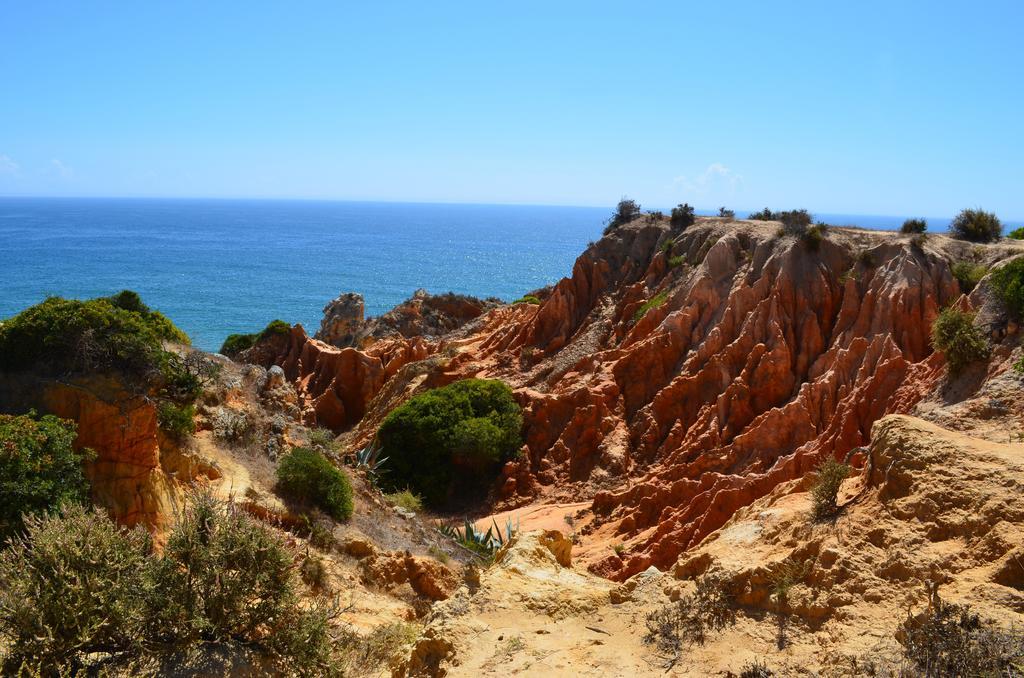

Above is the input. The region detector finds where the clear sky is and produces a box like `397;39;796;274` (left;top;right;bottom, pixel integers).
1;1;1022;218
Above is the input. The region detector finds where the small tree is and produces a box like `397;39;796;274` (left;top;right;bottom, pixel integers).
810;457;850;519
779;209;813;235
603;197;642;234
931;308;990;376
718;207;735;219
671;203;696;230
748;207;777;221
949;208;1001;243
901;218;927;234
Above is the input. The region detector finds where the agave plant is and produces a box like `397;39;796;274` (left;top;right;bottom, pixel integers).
436;517;519;559
351;441;388;487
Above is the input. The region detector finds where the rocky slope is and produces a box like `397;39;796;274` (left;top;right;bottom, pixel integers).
250;216;1024;581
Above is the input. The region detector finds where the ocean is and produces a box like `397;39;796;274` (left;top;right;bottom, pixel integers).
0;198;981;352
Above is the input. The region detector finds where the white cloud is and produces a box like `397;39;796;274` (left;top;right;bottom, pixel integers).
50;158;74;178
673;163;743;196
0;154;18;174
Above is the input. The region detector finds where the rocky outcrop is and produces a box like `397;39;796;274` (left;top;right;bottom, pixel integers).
314;289;500;349
259;218;1024;581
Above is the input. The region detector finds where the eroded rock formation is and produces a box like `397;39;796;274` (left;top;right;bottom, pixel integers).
251;217;1024;581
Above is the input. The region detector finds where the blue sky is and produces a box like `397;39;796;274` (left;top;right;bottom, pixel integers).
1;1;1022;218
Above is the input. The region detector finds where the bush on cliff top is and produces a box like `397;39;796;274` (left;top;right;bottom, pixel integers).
0;292;189;383
670;203;695;230
949;208;1002;243
0;412;92;543
931;307;990;376
0;495;339;675
603;197;642;235
376;378;522;509
901;218;927;234
277;447;354;521
219;319;291;358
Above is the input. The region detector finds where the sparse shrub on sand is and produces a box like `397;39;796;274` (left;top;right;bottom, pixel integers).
603;197;642;235
901;218;927;234
930;307;990;376
810;457;850;519
670;203;696;230
949;208;1002;243
643;573;736;659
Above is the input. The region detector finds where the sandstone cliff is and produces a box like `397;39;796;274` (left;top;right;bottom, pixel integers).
251;217;1024;582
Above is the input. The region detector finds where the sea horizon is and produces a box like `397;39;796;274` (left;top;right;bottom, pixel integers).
2;196;1019;352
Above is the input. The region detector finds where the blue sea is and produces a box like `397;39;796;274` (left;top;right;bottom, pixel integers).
0;198;984;352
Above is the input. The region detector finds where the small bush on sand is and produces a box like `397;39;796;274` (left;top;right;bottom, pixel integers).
988;256;1024;317
810;457;850;519
670;203;696;230
951;261;989;293
748;207;778;221
901;218;927;234
931;308;990;376
0;412;92;542
949;208;1002;243
902;598;1024;676
385;489;424;513
644;573;736;659
779;209;813;235
277;447;354;521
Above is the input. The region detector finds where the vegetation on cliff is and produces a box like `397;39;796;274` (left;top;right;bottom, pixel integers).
277;447;354;521
901;218;928;234
988;256;1024;317
949;208;1002;243
0;495;338;675
930;307;990;376
219;318;291;357
0;412;92;542
377;379;522;508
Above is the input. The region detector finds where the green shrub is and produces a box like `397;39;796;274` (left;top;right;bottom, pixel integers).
668;255;685;269
603;197;642;235
901;218;927;234
670;203;695;230
0;504;151;670
277;448;354;521
308;426;339;454
0;293;189;384
513;295;542;305
931;308;990;376
385;489;424;513
377;379;522;508
779;209;813;235
803;223;827;251
951;261;989;293
157;402;195;441
748;207;778;221
1009;226;1024;240
0;412;92;542
633;291;669;323
949;208;1002;243
219;319;291;358
810;457;850;519
718;207;735;219
988;256;1024;317
0;497;340;675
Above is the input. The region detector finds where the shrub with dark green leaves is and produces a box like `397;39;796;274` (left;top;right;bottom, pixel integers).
219;319;291;357
157;402;196;441
0;293;189;383
670;203;696;230
810;457;850;519
901;218;927;234
0;412;92;542
748;207;778;221
949;208;1002;243
376;379;522;508
0;496;340;675
277;447;354;520
1009;226;1024;240
931;307;990;376
951;261;989;293
779;209;813;235
718;207;735;219
988;256;1024;317
603;197;642;235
